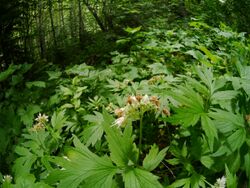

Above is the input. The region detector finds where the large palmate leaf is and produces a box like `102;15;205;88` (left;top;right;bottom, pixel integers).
13;146;37;177
12;174;52;188
51;110;68;130
193;66;213;92
123;168;162;188
102;110;138;167
47;137;117;188
168;84;205;127
17;104;41;127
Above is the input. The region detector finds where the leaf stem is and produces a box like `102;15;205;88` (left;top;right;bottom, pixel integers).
138;113;143;159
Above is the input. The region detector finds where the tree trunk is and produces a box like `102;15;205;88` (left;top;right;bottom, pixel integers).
48;0;57;47
37;1;46;59
83;0;107;32
58;0;65;28
78;0;85;45
102;0;114;31
69;1;77;40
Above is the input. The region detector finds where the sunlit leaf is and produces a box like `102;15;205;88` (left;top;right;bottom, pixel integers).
123;168;162;188
47;137;117;188
124;26;142;34
26;81;46;88
143;144;168;171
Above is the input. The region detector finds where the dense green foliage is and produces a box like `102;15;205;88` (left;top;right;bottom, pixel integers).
1;0;250;187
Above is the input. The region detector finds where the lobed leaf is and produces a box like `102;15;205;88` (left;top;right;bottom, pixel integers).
143;144;168;171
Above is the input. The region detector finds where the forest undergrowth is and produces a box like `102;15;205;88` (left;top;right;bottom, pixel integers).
1;3;250;187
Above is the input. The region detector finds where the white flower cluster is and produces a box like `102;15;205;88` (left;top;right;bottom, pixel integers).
30;113;49;132
113;95;170;127
214;176;226;188
35;113;49;124
2;175;12;183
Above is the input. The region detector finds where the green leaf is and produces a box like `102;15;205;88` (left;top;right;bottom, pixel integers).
13;147;37;176
47;137;117;188
26;81;46;88
123;67;140;80
167;84;205;127
241;78;250;96
201;114;218;151
227;151;240;173
60;85;73;96
82;112;105;147
190;173;206;188
194;66;213;90
209;110;244;134
211;90;238;102
46;71;62;80
103;110;138;167
181;142;188;158
148;63;169;75
51;110;68;130
212;145;230;157
226;128;246;152
143;144;168;171
234;62;250;95
244;153;250;178
17;105;41;127
186;77;210;96
82;124;104;147
65;63;93;75
123;168;162;188
198;46;222;64
13;174;52;188
166;158;180;165
0;64;20;82
168;108;201;127
124;26;142;34
200;155;214;168
186;50;212;67
225;165;237;188
167;178;190;188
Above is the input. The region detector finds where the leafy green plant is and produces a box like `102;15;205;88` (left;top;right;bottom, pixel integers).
47;110;167;188
2;19;250;188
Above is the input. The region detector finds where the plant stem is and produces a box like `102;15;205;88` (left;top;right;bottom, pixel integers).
138;113;143;158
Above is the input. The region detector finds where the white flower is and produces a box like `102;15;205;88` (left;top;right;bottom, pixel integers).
114;116;125;127
218;0;226;4
30;122;45;132
114;108;126;117
141;95;150;104
214;176;226;188
35;113;49;124
130;96;138;104
127;96;138;105
3;175;12;183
